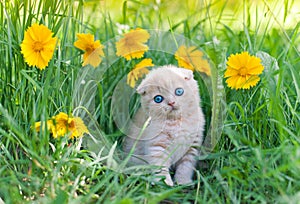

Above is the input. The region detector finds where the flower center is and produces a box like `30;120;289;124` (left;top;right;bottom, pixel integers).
33;41;44;52
86;45;95;53
239;67;248;76
124;38;137;47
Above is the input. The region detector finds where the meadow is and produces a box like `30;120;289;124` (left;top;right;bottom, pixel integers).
0;0;299;203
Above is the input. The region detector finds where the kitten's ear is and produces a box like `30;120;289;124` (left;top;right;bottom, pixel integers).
136;85;146;95
181;69;193;80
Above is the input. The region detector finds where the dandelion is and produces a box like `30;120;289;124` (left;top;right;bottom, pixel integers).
127;58;154;88
20;23;58;70
74;33;104;68
224;51;264;90
116;28;150;60
175;45;211;76
35;112;89;139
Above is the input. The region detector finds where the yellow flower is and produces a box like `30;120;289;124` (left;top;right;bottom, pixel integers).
21;23;58;70
224;51;264;90
68;117;89;139
35;112;89;139
74;33;104;68
116;28;150;60
52;112;72;138
175;45;211;76
127;58;154;88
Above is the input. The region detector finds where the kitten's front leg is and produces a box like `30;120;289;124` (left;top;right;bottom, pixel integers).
148;142;173;186
174;146;198;185
149;155;173;186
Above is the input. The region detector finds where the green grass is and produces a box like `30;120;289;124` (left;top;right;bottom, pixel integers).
1;0;300;203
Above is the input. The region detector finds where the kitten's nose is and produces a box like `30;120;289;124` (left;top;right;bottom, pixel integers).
168;101;175;107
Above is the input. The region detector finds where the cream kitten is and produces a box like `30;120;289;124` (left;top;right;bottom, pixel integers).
123;65;205;186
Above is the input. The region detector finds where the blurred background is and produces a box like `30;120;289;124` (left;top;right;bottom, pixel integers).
83;0;300;31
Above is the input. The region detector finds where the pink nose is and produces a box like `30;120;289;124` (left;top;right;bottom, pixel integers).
168;101;175;106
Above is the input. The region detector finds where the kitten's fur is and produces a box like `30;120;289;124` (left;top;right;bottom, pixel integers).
123;65;205;186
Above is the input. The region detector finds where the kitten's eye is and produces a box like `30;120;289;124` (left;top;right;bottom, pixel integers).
153;95;164;103
175;88;184;96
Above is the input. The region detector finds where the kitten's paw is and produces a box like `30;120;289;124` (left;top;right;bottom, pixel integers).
175;175;193;185
155;167;174;186
164;177;174;186
152;174;174;186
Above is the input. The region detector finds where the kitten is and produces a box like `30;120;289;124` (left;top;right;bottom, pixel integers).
123;65;205;186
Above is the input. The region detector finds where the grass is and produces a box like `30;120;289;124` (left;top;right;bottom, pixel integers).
0;0;300;203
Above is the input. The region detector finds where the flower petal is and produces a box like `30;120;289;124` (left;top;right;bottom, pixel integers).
74;33;105;67
83;50;102;68
242;75;260;89
116;28;150;60
175;45;211;75
224;67;239;78
127;58;153;88
69;117;89;139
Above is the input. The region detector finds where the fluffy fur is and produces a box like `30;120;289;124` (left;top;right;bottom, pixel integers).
123;65;205;186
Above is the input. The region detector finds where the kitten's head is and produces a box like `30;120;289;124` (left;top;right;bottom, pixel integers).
136;65;200;120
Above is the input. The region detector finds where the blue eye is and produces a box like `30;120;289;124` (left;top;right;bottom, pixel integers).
154;95;164;103
175;88;184;96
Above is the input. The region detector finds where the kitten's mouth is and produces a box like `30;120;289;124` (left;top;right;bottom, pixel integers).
171;106;178;111
167;106;179;112
166;108;181;120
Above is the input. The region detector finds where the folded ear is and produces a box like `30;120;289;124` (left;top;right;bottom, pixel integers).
136;84;146;95
180;68;193;80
